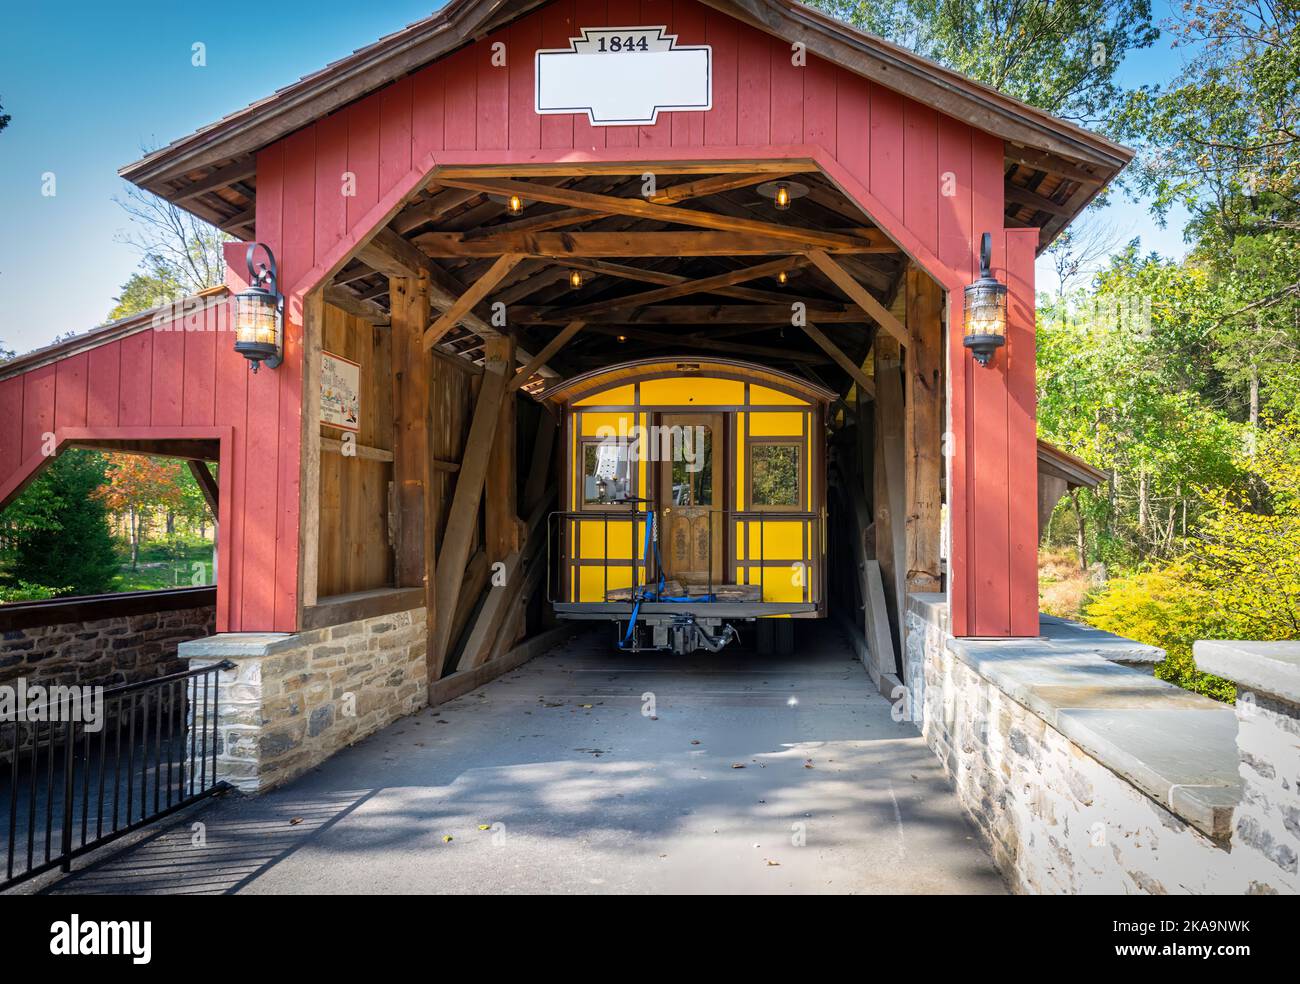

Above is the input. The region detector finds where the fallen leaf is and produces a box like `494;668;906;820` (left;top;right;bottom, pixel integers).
289;817;303;826
477;824;492;831
442;835;454;843
731;763;746;769
766;859;781;867
690;739;701;745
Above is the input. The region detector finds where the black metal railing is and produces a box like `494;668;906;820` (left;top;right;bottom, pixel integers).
1;660;233;891
547;507;820;604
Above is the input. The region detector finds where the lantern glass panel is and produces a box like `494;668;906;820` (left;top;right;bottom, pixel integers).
963;282;1006;340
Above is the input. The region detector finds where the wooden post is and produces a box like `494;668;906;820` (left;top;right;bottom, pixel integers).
485;333;519;564
904;267;944;595
873;333;906;663
390;274;436;690
297;290;324;615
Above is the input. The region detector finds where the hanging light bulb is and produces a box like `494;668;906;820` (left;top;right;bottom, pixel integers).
777;270;789;286
569;269;583;289
507;194;524;216
774;184;791;210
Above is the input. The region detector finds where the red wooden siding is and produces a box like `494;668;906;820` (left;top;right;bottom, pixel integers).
235;0;1035;636
0;297;247;636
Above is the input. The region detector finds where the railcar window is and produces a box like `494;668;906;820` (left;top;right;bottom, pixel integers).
582;441;632;504
751;443;801;508
670;427;712;505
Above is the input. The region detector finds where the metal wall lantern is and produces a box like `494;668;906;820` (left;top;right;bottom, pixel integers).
757;180;808;211
233;243;283;373
963;232;1007;367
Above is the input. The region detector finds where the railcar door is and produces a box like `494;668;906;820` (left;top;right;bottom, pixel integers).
657;412;723;586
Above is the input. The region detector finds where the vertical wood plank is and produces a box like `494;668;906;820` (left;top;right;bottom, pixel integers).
969;128;1009;636
150;326;185;426
508;17;542;151
705;6;738;146
1005;227;1040;636
870;83;905;216
85;341;121;428
768;32;803;145
835;70;870;188
213;299;248;633
935;114;973;635
54;351;89;431
314;110;350;275
20;366;55;463
903;101;939;257
274;127;317;631
735;21;771;146
117;332;153;426
182;319;217;426
345;93;381;234
475;35;510;151
444;46;479;150
0;377;26;482
411;61;446;163
802;54;836;155
380;77;414;195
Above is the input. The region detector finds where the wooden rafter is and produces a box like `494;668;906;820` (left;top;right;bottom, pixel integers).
431;161;816;179
551;257;805;320
806;249;910;345
462;206;598;240
647;171;797;204
515;304;863;325
585;325;832;363
187;460;220;514
435;176;892;252
422;253;523;350
414;231;891;257
509;321;585;392
801;322;875;399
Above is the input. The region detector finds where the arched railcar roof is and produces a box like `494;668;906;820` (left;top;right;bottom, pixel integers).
536;356;837;405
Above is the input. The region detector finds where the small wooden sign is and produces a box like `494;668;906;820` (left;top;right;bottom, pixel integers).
535;27;712;126
320;351;360;432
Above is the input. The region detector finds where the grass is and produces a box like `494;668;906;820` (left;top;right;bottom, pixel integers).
112;539;216;592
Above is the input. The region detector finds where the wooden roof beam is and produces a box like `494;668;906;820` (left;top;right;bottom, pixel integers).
801;322;875;399
433;176;891;252
806;249;910;345
552;257;807;320
514;304;864;324
423;253;523;350
509;321;586;392
414;231;892;257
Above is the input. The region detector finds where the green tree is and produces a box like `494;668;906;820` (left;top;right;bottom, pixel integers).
809;0;1159;129
4;452;119;596
108;180;229;320
0;97;10;134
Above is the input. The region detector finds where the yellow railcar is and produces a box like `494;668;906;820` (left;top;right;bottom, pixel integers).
538;358;832;654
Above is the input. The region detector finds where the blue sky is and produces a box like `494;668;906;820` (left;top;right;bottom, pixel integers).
1;0;1192;355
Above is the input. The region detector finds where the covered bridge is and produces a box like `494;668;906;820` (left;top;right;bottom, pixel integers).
0;0;1127;792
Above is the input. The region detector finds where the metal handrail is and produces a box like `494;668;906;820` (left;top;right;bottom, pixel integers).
2;660;235;890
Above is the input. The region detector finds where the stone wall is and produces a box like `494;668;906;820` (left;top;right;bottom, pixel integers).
181;607;428;794
906;595;1299;895
1;594;215;691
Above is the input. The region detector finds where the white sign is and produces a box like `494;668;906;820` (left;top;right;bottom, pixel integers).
320;351;360;432
535;27;711;126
